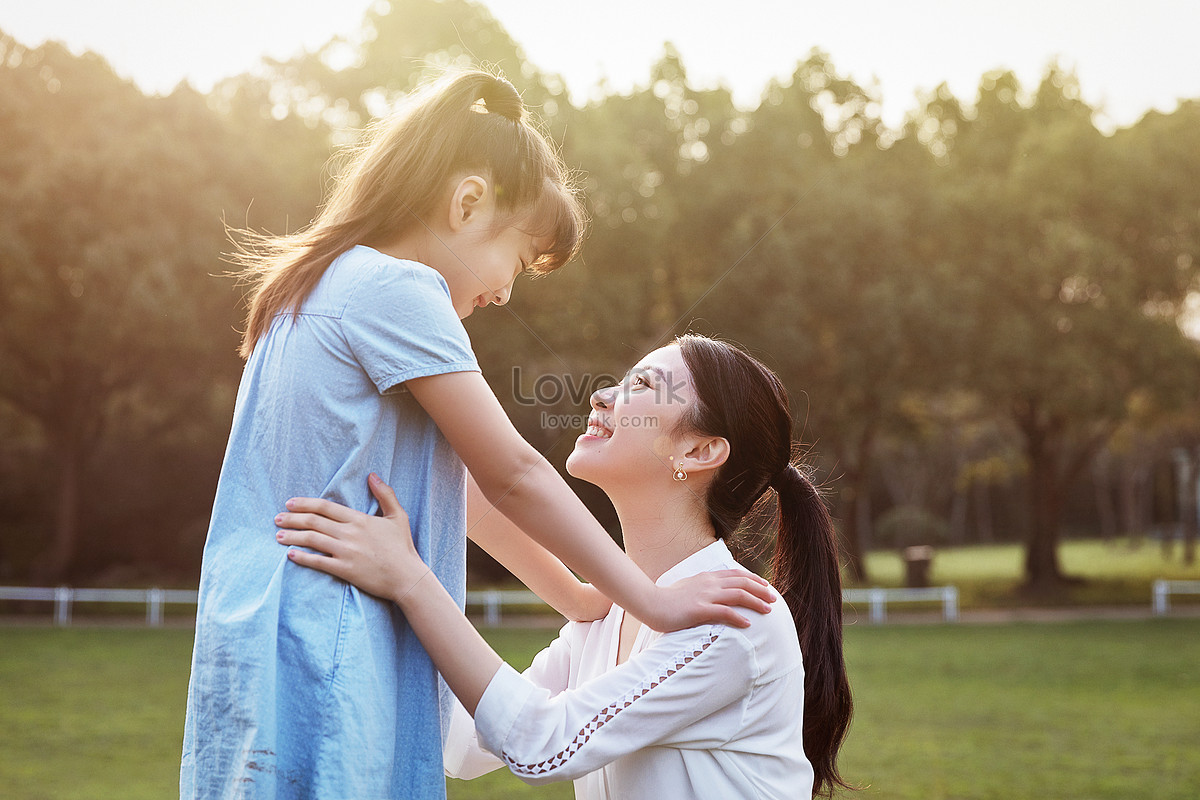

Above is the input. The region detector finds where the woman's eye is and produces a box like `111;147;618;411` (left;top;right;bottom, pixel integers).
632;374;649;388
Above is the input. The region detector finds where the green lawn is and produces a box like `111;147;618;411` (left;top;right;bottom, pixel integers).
2;619;1197;799
858;536;1200;608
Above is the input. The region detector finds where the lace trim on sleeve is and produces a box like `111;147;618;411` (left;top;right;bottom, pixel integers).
501;629;720;777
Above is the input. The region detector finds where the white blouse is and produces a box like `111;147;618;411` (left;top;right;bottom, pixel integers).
444;540;814;799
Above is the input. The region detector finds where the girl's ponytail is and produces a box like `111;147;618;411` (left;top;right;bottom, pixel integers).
233;69;584;357
770;464;853;798
475;74;524;122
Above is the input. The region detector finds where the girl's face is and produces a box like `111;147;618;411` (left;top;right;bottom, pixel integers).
424;178;547;319
566;345;698;489
438;217;543;319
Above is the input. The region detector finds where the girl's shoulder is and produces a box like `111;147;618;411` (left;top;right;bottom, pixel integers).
333;246;449;291
311;247;453;316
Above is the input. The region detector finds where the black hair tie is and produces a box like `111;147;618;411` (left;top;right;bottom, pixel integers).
477;77;523;122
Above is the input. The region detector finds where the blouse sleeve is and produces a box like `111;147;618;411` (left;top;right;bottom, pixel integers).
472;624;756;785
341;260;479;394
444;622;577;779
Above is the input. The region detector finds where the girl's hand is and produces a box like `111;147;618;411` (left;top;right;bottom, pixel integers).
644;570;777;632
275;473;431;604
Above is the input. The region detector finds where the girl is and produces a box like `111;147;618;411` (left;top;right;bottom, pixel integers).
276;335;856;799
181;73;773;799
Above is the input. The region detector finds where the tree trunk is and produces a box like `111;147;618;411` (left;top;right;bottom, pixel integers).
1023;446;1067;589
1180;448;1198;566
1014;402;1113;591
837;424;877;584
35;438;83;583
838;482;867;584
855;485;873;552
1117;462;1141;543
973;481;994;543
1092;452;1117;541
949;485;968;544
1013;401;1077;591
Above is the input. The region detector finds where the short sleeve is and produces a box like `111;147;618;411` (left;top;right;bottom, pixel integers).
342;259;479;393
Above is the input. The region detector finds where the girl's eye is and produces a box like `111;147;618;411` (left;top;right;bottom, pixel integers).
632;374;649;388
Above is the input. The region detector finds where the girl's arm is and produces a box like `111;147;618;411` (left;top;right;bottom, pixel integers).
407;370;773;632
465;472;611;623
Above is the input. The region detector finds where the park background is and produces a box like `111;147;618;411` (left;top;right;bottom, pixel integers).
1;0;1199;797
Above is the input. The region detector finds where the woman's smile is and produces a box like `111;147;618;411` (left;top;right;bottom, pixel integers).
581;412;614;440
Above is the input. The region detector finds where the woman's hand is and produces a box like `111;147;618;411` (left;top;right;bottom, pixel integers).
275;473;431;605
642;570;777;632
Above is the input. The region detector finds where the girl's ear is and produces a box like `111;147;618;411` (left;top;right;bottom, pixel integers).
448;175;490;232
684;436;730;475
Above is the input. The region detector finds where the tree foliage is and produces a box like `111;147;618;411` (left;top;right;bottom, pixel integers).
1;3;1198;591
0;33;286;581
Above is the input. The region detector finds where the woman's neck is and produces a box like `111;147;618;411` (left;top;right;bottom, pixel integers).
609;485;718;582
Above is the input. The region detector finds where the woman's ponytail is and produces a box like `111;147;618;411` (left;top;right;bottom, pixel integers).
675;334;854;798
771;464;853;798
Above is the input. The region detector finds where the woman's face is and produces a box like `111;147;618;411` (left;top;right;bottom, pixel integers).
565;344;697;488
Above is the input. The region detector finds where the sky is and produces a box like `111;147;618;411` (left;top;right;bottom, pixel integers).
1;0;1198;131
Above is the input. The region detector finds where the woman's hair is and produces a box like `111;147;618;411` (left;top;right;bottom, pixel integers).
674;333;853;799
233;69;586;357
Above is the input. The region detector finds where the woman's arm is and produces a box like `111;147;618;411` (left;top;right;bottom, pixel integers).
276;477;760;776
465;472;610;622
278;474;502;713
407;370;773;632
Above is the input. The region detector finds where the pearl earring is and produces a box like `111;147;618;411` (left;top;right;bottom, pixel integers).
671;457;687;482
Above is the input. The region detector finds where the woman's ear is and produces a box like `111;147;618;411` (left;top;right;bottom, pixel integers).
448;175;490;231
684;436;730;475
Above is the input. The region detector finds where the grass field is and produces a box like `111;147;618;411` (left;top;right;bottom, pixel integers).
2;618;1197;800
858;536;1200;608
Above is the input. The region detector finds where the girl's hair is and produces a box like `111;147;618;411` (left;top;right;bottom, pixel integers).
233;69;586;357
674;333;853;799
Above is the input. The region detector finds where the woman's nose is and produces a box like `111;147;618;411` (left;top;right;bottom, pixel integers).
590;384;617;410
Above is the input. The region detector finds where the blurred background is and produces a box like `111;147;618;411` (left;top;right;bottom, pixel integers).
1;0;1198;601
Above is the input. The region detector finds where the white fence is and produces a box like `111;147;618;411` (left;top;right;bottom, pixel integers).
843;586;960;624
1152;580;1200;616
0;586;200;626
1;585;960;626
475;587;962;625
12;580;1200;625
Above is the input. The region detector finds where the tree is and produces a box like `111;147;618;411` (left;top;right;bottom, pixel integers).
0;35;267;580
235;0;565;140
928;69;1200;591
645;54;958;582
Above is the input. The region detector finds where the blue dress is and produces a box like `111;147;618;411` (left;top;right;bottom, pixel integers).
181;246;479;799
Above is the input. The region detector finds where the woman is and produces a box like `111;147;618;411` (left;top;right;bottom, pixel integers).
275;335;854;798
